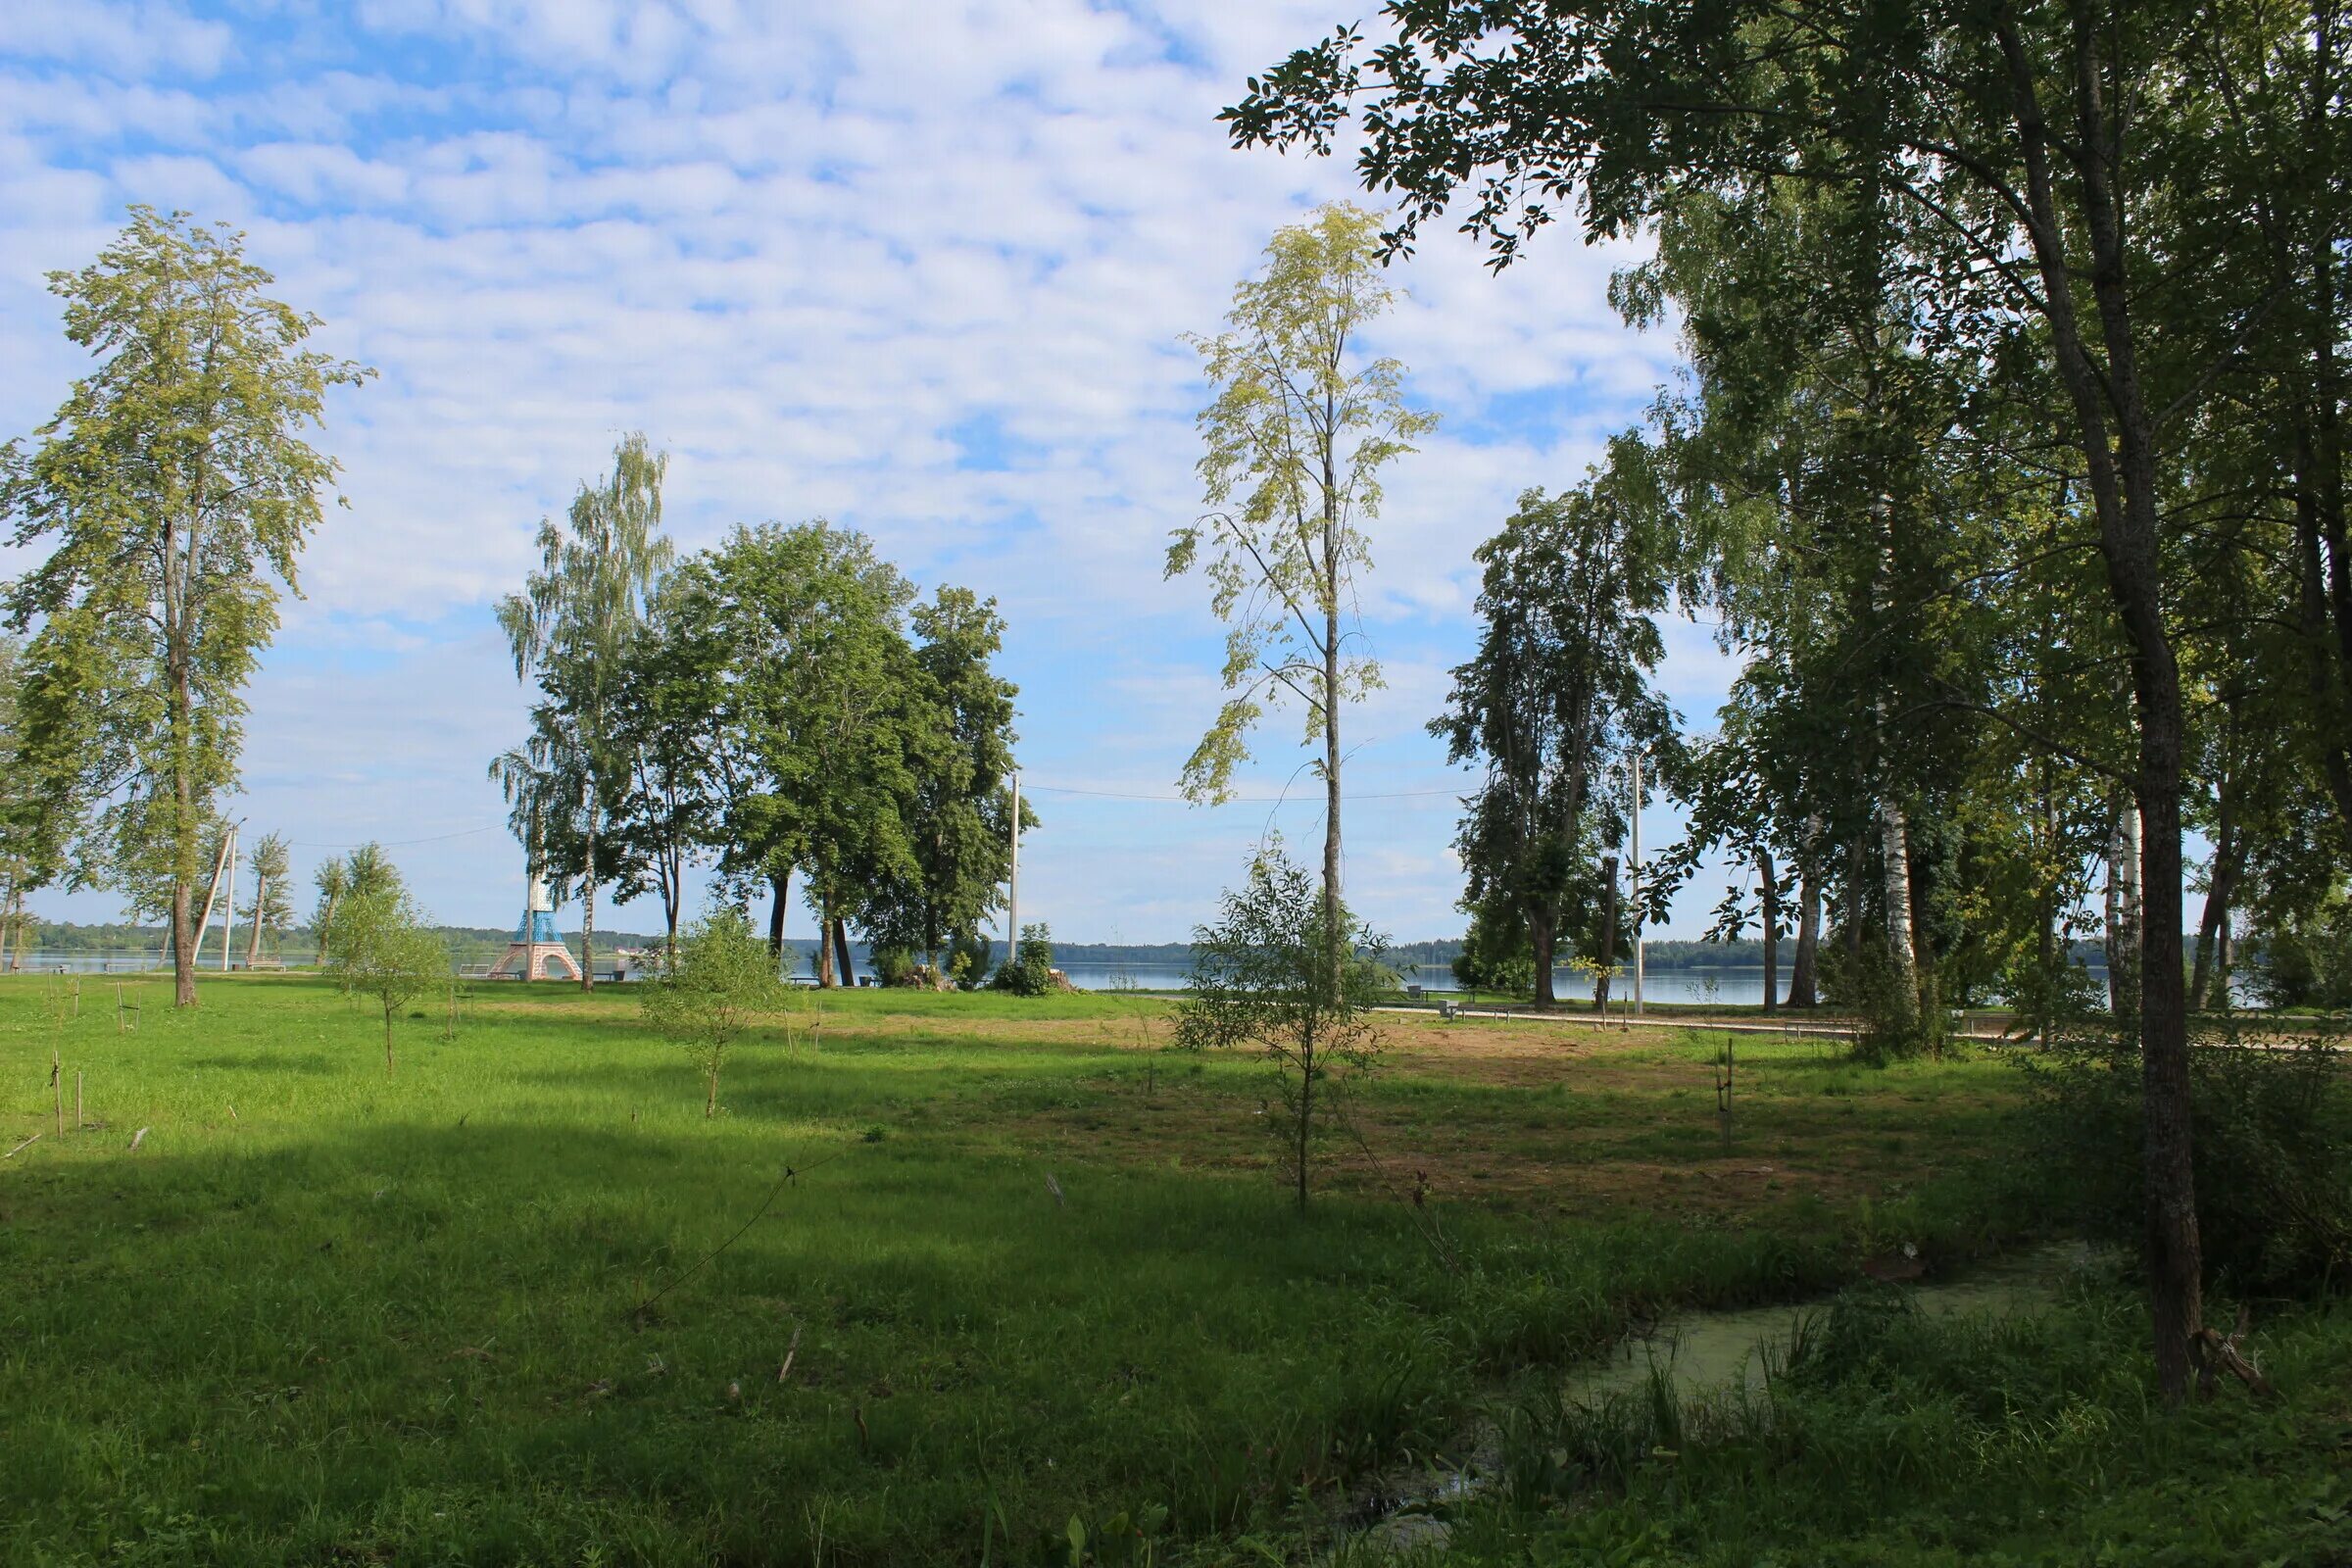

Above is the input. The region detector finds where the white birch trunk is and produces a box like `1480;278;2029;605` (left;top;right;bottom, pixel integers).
1879;799;1918;991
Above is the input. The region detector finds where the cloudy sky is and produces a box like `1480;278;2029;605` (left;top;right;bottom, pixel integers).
0;1;1745;944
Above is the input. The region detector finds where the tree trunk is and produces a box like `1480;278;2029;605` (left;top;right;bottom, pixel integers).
1843;832;1866;967
1593;855;1619;1014
1758;847;1780;1014
706;1063;718;1119
1788;857;1820;1008
766;871;790;958
815;890;837;988
1878;799;1918;1009
1995;18;2202;1395
2190;769;2240;1011
383;1004;396;1078
831;915;856;988
2106;800;2142;1021
170;877;197;1009
1323;550;1345;999
1909;839;1942;1054
579;821;597;992
1529;908;1557;1006
244;872;266;968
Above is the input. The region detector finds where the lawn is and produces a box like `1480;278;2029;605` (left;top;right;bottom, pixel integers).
0;975;2341;1565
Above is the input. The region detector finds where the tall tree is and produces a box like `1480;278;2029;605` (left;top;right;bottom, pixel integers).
865;587;1030;973
498;432;672;991
0;208;370;1007
1166;201;1435;986
1221;4;2308;1394
1433;469;1675;1005
242;830;292;967
601;581;722;961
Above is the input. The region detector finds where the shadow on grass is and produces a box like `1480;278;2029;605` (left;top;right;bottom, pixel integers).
3;1112;1488;1564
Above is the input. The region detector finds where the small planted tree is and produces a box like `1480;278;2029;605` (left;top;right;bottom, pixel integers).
312;842;399;972
992;922;1057;997
1177;845;1394;1210
640;906;783;1118
335;888;448;1078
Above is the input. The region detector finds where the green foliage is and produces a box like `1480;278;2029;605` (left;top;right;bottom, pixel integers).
0;207;371;1004
2026;1023;2352;1297
332;885;449;1077
992;922;1058;997
1451;899;1536;995
493;432;674;981
241;830;294;962
312;843;400;971
946;929;993;990
1177;846;1395;1209
2248;885;2352;1010
639;906;784;1117
1164;201;1433;807
1435;467;1676;1004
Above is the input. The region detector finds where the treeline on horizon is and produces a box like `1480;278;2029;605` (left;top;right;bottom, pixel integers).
15;922;2153;978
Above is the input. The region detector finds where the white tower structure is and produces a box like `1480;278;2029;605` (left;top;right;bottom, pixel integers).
488;866;582;981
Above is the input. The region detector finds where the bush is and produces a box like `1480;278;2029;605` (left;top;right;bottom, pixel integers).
946;930;992;990
1821;936;1943;1064
2025;1018;2352;1296
991;922;1058;996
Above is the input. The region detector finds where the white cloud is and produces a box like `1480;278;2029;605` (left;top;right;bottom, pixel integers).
0;0;1738;941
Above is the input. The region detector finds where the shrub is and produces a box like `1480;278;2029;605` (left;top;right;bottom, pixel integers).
2025;1017;2352;1296
991;923;1057;996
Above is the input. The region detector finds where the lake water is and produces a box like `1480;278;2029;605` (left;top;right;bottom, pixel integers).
1066;961;1775;1005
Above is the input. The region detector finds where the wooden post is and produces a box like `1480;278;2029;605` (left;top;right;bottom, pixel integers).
75;1070;83;1131
53;1048;64;1136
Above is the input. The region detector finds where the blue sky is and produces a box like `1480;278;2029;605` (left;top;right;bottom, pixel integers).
0;1;1749;944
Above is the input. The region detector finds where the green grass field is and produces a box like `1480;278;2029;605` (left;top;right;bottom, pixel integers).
1;976;2343;1565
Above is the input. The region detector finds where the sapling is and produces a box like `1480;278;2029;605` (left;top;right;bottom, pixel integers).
335;887;451;1077
640;906;783;1118
1177;843;1396;1210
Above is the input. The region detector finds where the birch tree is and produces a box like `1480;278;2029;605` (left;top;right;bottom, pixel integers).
498;433;672;991
1166;203;1433;981
0;208;370;1007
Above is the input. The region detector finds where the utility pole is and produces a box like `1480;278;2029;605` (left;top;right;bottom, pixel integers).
219;825;238;972
189;824;238;967
1006;769;1020;967
1631;751;1643;1016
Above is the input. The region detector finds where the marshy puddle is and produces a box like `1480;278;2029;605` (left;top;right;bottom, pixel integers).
1569;1243;2093;1403
1348;1243;2100;1559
